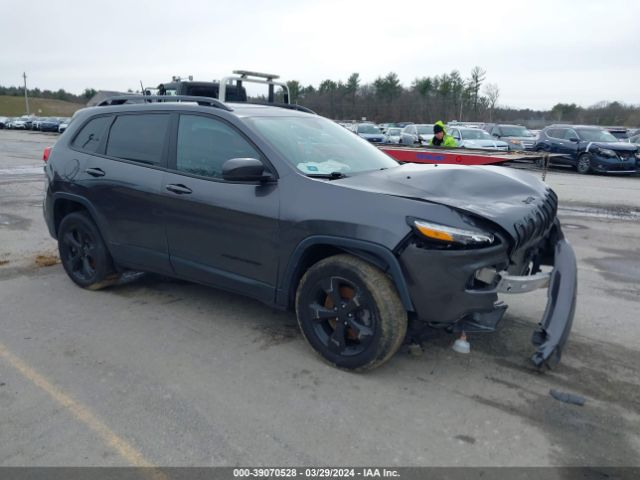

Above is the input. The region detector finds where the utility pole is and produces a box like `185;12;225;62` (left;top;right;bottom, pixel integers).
23;72;30;115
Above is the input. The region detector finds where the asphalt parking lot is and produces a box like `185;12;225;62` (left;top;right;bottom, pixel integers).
1;129;639;467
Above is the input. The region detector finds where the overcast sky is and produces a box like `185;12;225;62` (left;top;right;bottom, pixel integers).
1;0;638;110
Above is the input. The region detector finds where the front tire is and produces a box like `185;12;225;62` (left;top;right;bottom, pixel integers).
295;254;407;371
577;153;592;174
58;211;120;290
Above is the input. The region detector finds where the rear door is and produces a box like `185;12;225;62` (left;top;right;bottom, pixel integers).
72;112;173;273
161;112;280;303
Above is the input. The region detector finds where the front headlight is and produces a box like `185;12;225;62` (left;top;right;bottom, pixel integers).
412;219;495;247
596;147;616;157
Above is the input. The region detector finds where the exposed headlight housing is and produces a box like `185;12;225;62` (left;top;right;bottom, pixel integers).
595;147;617;157
412;219;495;247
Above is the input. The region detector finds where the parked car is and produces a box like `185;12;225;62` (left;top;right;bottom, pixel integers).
383;127;403;144
354;123;384;143
399;124;433;145
11;118;29;130
534;125;639;174
22;116;36;130
0;116;8;129
58;118;71;133
43;96;577;371
40;117;63;132
604;127;629;141
487;124;536;151
31;117;46;131
448;127;509;151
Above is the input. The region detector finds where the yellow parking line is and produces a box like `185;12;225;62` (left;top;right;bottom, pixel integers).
0;342;165;475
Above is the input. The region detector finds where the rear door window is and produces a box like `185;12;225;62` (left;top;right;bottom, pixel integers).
106;114;170;165
72;116;112;153
547;128;565;139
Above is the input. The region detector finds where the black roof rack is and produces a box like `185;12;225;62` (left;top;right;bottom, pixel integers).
96;95;316;115
96;95;233;111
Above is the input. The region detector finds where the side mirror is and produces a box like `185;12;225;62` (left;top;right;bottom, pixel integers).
222;158;272;182
568;137;579;142
493;133;500;138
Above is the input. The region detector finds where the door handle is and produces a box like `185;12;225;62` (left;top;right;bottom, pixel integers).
166;184;193;195
85;167;105;177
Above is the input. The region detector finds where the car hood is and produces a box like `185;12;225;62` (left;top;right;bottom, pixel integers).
339;163;552;239
586;141;637;152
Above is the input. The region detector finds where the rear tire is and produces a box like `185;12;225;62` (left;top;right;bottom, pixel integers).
577;153;592;174
58;211;120;290
295;254;407;371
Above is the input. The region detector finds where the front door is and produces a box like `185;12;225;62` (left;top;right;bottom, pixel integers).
161;113;280;303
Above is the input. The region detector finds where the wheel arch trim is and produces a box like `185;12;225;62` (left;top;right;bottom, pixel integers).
278;235;415;312
51;193;111;244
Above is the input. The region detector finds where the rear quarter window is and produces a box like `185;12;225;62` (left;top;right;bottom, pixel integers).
71;116;112;153
106;114;170;165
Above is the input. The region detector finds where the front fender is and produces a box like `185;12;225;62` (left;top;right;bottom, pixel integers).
277;235;414;312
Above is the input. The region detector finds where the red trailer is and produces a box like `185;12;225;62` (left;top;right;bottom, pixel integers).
378;145;547;166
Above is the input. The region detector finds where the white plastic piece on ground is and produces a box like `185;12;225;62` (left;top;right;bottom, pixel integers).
452;332;471;354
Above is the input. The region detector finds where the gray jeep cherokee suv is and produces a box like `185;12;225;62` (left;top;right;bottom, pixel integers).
43;96;577;371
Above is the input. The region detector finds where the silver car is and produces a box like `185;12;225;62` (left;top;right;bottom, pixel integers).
449;127;510;151
383;127;403;144
399;124;434;145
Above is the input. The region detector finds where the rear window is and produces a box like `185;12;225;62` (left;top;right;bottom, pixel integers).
72;116;112;153
106;114;170;165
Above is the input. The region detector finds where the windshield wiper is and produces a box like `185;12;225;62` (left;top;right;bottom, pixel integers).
306;171;348;179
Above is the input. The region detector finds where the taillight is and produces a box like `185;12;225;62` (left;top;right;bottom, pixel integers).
43;146;52;162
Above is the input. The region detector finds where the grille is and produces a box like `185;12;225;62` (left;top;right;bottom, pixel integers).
512;189;557;250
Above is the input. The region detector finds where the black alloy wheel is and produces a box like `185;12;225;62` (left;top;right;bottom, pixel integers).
58;211;119;289
296;254;407;371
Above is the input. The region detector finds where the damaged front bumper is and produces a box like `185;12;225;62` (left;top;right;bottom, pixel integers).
399;222;577;369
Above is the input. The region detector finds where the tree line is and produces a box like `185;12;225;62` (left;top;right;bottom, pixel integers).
3;69;639;127
281;68;639;128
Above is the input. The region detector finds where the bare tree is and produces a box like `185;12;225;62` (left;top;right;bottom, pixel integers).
484;83;500;121
468;66;486;116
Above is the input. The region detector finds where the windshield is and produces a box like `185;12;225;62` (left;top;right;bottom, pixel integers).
416;125;433;134
357;124;380;134
500;126;533;137
246;116;399;175
577;129;618;142
461;129;492;140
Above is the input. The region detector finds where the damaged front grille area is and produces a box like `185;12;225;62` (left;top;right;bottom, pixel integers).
512;189;558;251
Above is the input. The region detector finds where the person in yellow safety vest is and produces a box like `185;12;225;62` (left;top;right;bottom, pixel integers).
429;121;458;147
